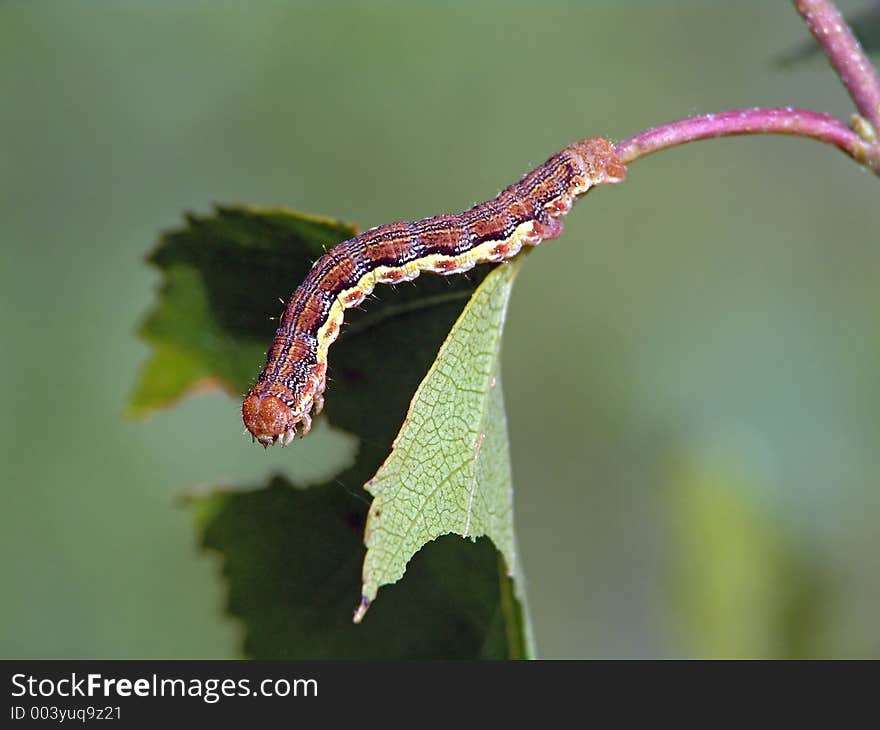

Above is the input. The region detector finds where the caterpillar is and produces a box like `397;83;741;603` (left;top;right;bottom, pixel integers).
242;137;626;447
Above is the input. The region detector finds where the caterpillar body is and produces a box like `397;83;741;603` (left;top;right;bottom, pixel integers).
242;137;626;446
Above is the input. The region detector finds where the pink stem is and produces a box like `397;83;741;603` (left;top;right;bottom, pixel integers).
615;107;879;174
794;0;880;133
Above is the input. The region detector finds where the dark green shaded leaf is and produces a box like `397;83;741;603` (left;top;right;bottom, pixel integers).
135;205;530;657
191;476;527;659
130;205;357;413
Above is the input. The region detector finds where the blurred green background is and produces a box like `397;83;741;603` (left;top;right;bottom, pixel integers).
2;0;878;658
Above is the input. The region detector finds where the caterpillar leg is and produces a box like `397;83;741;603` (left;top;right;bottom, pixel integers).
531;218;564;243
544;218;564;240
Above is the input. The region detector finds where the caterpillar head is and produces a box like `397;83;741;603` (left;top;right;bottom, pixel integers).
242;394;309;448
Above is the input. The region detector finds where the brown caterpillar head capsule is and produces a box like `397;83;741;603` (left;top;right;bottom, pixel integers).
242;394;298;448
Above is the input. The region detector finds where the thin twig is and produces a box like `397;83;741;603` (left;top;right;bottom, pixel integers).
794;0;880;134
615;106;879;173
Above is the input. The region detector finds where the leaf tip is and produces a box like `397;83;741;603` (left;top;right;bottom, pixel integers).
352;595;370;624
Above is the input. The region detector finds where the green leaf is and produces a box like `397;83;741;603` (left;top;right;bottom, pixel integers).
358;260;529;642
189;477;527;659
134;205;531;657
130;205;357;414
